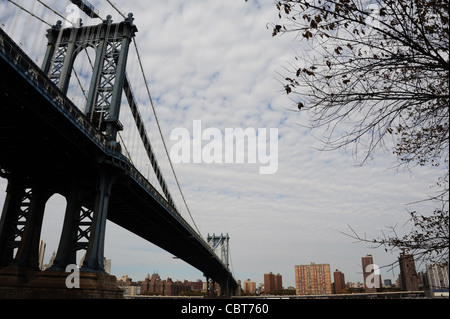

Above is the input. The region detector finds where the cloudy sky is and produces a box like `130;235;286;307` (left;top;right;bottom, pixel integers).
0;0;445;288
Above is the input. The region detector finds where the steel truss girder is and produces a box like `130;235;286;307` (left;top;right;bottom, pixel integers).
0;185;32;257
49;45;67;87
10;188;32;249
0;178;52;270
0;179;31;267
76;206;93;251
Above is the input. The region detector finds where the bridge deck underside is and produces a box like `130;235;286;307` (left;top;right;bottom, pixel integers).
0;49;235;287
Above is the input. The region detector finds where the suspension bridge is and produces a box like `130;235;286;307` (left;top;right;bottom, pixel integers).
0;0;239;298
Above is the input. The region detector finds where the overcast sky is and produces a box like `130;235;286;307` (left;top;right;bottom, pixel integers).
0;0;446;288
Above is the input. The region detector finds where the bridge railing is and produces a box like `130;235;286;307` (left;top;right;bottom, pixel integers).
127;162;206;241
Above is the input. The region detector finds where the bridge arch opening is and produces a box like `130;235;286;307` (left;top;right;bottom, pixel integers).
66;46;97;114
40;193;67;270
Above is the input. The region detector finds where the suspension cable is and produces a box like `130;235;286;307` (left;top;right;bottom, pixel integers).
228;242;235;277
7;0;52;27
106;0;126;18
36;0;67;23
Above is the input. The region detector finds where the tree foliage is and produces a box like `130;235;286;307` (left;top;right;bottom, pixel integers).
258;0;449;264
271;0;448;164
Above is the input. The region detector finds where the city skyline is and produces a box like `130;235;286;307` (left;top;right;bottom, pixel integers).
36;236;405;288
37;236;442;295
0;0;446;289
36;237;406;288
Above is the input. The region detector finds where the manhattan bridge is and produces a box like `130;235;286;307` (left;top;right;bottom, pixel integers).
0;0;238;298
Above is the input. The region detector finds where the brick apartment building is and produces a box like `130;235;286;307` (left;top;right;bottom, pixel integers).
295;263;332;295
333;269;346;294
264;272;283;294
362;254;383;292
399;253;420;291
140;273;192;296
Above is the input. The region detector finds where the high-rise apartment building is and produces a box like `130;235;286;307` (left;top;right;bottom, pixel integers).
333;269;346;294
398;253;419;291
361;254;382;292
295;263;332;295
426;262;449;290
274;273;282;292
264;272;282;293
244;279;257;294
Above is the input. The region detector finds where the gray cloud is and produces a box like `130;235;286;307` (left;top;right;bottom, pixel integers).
0;0;445;287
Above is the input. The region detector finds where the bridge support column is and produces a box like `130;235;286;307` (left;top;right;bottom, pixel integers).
0;177;27;268
234;282;242;297
13;183;51;270
49;179;88;271
205;276;216;297
81;169;115;273
219;281;229;298
0;177;51;270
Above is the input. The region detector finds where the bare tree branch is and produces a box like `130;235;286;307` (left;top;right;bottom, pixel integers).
268;0;449;266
